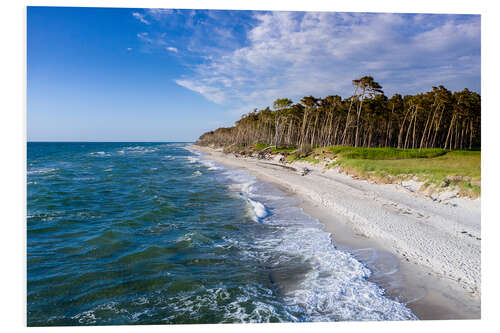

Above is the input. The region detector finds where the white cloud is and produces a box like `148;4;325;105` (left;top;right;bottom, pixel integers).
132;12;150;25
175;79;227;104
171;12;480;114
137;32;152;43
127;47;132;51
136;32;171;53
146;8;174;21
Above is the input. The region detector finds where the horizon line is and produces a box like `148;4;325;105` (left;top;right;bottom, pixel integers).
27;140;196;143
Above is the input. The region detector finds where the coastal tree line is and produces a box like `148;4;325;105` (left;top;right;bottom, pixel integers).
198;77;481;150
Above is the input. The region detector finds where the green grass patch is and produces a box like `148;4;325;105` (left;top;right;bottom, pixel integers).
254;142;270;150
291;146;481;198
271;146;296;153
285;154;319;164
321;146;448;160
298;156;320;164
333;149;480;197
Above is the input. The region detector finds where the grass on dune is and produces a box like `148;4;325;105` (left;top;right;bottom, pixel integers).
254;142;296;153
286;155;320;164
280;146;481;198
322;146;448;160
248;143;480;197
271;147;296;153
323;147;481;197
334;151;479;177
253;142;270;150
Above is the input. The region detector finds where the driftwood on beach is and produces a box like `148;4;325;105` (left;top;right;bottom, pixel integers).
262;162;297;172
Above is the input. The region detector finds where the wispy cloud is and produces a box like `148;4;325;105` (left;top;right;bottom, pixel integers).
147;8;175;21
175;79;227;104
136;32;179;54
132;12;150;25
133;9;253;57
172;12;479;113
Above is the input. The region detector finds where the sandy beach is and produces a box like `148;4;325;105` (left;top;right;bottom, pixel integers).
191;144;481;320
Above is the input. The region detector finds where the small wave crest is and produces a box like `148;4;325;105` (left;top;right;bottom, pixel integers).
247;198;269;221
182;146;202;156
185;154;220;170
27;167;58;175
116;146;159;155
89;151;111;157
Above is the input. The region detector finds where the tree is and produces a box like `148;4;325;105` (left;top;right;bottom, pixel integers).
352;76;383;147
299;96;319;149
272;98;293;148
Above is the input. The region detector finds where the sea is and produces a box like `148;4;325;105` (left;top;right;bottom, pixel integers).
27;142;417;326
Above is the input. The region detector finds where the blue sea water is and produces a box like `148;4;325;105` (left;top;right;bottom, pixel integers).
27;142;416;326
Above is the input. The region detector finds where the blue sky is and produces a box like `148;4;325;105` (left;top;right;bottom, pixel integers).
27;7;480;142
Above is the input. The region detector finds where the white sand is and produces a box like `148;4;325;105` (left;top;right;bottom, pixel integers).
191;145;481;319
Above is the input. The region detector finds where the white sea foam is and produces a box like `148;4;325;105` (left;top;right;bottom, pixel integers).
247;198;269;221
27;167;58;175
200;159;220;170
184;152;220;170
119;146;159;154
218;164;417;321
159;285;297;323
183;145;202;156
74;177;95;181
89;151;111;156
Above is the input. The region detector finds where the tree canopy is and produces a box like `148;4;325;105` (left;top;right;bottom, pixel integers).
198;77;481;151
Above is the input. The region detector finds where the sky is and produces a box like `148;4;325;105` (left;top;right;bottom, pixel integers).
27;6;481;142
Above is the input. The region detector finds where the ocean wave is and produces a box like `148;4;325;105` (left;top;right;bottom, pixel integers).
89;151;111;157
27;167;58;175
182;146;201;156
117;146;159;155
247;198;269;221
73;177;95;181
184;154;220;170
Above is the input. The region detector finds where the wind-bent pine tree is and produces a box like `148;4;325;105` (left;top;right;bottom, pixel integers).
197;76;481;151
272;98;293;149
352;76;384;147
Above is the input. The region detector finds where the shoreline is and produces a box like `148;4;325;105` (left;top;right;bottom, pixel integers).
190;144;481;320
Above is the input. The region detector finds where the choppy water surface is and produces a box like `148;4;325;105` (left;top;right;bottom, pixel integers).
27;142;416;325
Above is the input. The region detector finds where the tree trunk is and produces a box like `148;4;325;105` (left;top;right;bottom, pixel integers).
354;88;366;147
342;87;359;145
